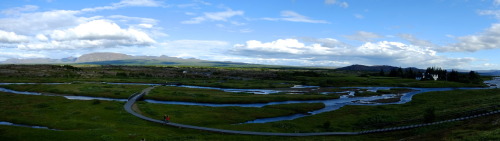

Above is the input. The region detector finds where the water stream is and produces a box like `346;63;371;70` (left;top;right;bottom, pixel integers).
0;121;59;131
0;78;498;124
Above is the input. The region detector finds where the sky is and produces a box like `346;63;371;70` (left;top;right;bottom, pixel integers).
1;0;500;70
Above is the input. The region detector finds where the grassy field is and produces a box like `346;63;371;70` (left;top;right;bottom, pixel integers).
0;65;487;89
354;88;414;97
302;75;486;88
136;102;325;127
0;84;340;103
216;89;500;135
146;86;339;103
1;88;499;140
0;83;149;99
0;75;485;88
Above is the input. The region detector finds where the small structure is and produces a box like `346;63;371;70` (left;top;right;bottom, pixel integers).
431;74;439;81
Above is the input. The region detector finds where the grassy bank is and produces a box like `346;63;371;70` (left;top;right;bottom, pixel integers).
136;102;325;127
219;89;499;135
146;86;339;103
0;83;148;99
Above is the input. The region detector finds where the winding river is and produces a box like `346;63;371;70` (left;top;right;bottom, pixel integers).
1;77;499;124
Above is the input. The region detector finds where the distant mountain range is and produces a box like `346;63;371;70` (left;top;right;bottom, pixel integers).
2;53;499;75
336;64;424;72
0;52;258;67
476;70;500;76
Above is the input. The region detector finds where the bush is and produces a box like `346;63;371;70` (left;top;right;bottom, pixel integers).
92;100;101;105
423;107;435;123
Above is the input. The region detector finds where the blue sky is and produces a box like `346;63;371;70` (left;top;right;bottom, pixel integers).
1;0;500;70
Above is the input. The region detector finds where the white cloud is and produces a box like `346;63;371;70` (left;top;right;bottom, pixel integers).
185;12;196;16
218;56;352;67
239;29;253;33
181;9;244;24
16;20;155;50
233;39;343;55
494;0;500;6
137;40;230;58
440;23;500;52
231;38;473;68
1;5;38;15
0;0;164;52
115;0;163;7
339;2;349;8
324;0;337;5
354;14;364;19
0;10;84;35
49;20;153;42
109;15;158;25
398;34;436;47
205;10;244;21
478;10;500;19
0;51;46;59
0;30;29;43
36;34;48;41
139;24;153;28
324;0;349;8
344;31;383;42
262;11;330;24
81;0;164;12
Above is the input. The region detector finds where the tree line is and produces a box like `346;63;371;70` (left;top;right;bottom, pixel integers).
378;67;482;84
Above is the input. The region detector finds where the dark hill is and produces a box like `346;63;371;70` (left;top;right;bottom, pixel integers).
336;64;424;72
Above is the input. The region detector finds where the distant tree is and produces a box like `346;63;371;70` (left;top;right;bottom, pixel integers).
379;69;385;76
468;71;482;84
398;67;404;78
389;68;399;77
448;70;460;82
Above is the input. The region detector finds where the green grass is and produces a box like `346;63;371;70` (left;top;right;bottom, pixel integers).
136;102;325;128
1;87;499;140
146;86;339;103
262;103;325;114
0;75;483;89
355;88;414;97
303;75;486;88
0;64;486;89
216;88;500;134
0;83;148;99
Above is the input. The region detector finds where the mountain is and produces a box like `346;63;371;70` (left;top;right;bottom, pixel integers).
476;70;500;76
76;52;133;63
2;58;63;64
335;64;423;72
0;52;269;67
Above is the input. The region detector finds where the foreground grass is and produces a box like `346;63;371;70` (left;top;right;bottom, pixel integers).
146;86;339;103
219;89;500;135
0;92;314;140
0;88;499;140
0;83;148;99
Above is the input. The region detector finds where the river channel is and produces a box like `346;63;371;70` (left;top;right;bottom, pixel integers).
1;77;499;124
